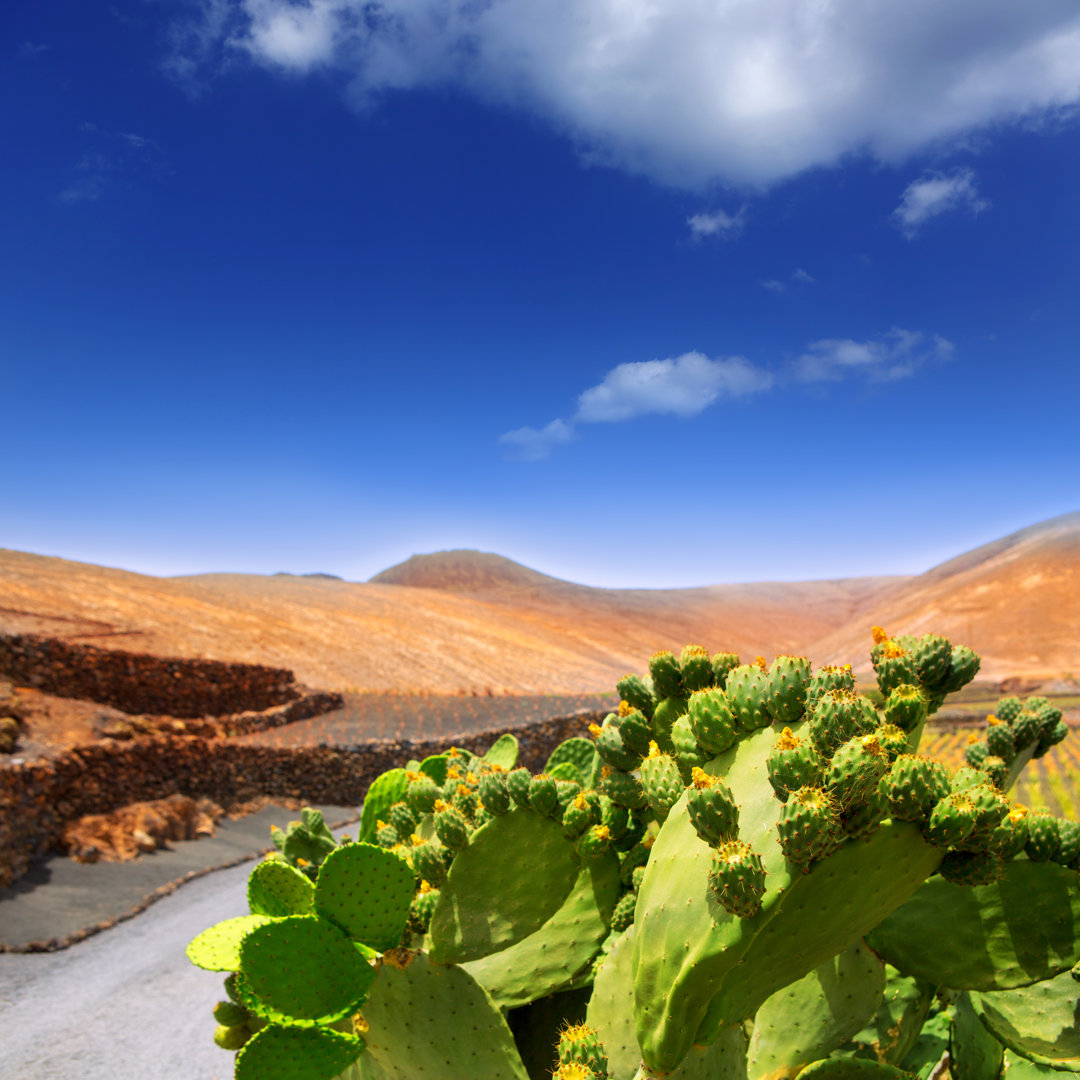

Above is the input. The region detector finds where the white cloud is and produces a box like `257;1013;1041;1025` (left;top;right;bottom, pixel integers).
175;0;1080;188
498;418;576;461
791;268;815;284
574;351;773;423
893;168;990;237
760;279;786;293
687;208;744;239
793;328;954;382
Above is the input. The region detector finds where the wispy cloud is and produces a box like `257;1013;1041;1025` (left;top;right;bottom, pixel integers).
761;268;816;294
58;124;167;205
893;169;990;238
760;279;786;294
687;208;744;240
793;329;954;382
18;41;49;58
792;268;815;284
498;419;576;462
170;1;1080;188
501;329;953;459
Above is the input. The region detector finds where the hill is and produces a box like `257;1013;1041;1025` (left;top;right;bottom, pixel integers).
811;510;1080;681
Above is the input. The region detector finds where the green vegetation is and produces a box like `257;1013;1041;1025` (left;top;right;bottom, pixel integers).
186;628;1080;1080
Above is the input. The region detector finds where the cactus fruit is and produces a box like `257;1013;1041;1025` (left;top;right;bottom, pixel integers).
989;805;1029;861
765;655;812;724
776;786;842;869
940;644;981;694
597;765;646;810
577;824;614;862
687;687;740;756
1054;819;1080;869
639;743;683;823
708;840;767;918
557;1022;610;1077
388;801;417;838
725;664;772;732
648;651;684;701
679;644;714;692
823;734;890;811
809;690;877;757
767;726;824;801
686;767;740;846
615;702;654;757
805;664;855;713
408;883;440;934
611;890;637;932
980;755;1008;791
986;717;1017;763
880;755;950;822
213;1024;250;1051
964;738;990;769
592;722;639;773
478;768;511;816
409;838;448;887
617;674;655;720
712;651;741;686
433;801;469;850
871;638;918;697
375;821;399;848
649;696;686;754
507;767;533;808
563;791;602;840
921;793;978;848
912;633;953;687
882;684;929;734
1024;812;1061;862
670;714;707;783
528;774;559;819
213;1000;249;1027
874;723;908;763
1012;708;1043;749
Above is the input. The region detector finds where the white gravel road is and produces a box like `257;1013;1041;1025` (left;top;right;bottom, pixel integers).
0;859;255;1080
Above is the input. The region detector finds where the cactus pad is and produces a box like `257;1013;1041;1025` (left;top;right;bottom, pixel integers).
186;914;273;972
359;769;409;844
429;807;580;964
314;843;414;950
357;949;530;1079
239;915;375;1023
484;732;520;770
234;1026;364;1080
546;737;601;786
248;859;316;918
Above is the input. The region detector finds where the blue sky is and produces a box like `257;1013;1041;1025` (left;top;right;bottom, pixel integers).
3;1;1079;588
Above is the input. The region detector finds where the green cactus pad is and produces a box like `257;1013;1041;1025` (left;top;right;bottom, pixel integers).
313;842;414;950
429;807;580;964
235;1026;364;1080
969;969;1080;1069
461;854;620;1009
239;916;375;1023
842;966;933;1067
546;737;601;786
632;721;942;1074
186;914;273;972
866;857;1080;990
999;1050;1067;1078
950;991;1005;1080
746;939;886;1080
248;860;316;918
417;753;450;784
586;926;642;1080
356;949;529;1079
483;733;520;769
359;769;409;844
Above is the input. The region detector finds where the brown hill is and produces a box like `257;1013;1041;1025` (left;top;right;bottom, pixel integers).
811;510;1080;681
0;548;902;693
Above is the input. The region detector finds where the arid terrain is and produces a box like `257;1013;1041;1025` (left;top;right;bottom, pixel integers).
1;510;1078;692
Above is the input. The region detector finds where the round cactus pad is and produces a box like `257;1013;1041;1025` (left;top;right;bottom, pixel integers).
843;966;933;1066
356;950;529;1079
235;1025;364;1080
632;721;942;1074
359;769;409;844
1000;1049;1069;1079
483;732;520;770
950;991;1005;1080
186;914;273;972
746;939;886;1080
314;844;414;951
461;854;620;1009
429;807;581;964
248;860;316;918
865;858;1080;990
545;737;601;786
970;970;1080;1068
418;754;449;784
239;915;376;1024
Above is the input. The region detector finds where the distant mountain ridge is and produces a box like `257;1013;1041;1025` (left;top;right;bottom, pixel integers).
0;510;1076;689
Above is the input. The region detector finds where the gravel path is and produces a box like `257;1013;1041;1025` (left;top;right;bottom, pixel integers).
0;819;356;1080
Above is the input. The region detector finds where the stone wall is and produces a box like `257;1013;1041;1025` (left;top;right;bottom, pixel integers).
0;634;298;718
0;709;606;887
